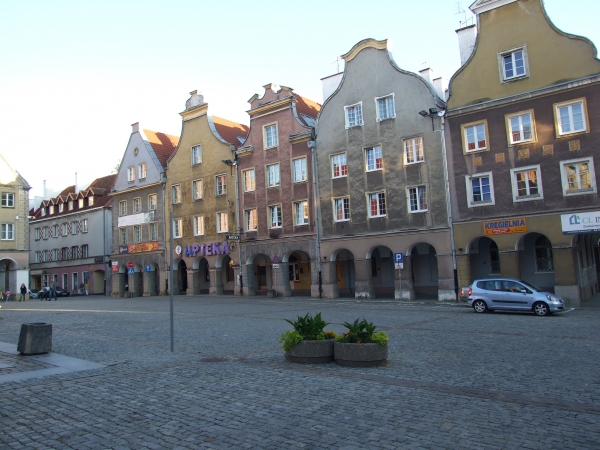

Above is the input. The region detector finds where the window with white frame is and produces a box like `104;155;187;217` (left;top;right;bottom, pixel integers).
555;99;587;136
1;193;14;207
292;158;307;183
62;223;68;235
149;222;157;241
501;47;527;81
216;212;228;233
191;145;202;165
462;121;488;153
269;205;282;228
71;246;79;259
88;196;94;206
53;224;58;237
404;137;424;164
52;249;59;261
331;153;348;178
243;169;255;192
42;227;47;239
72;273;78;291
216;174;227;196
119;227;126;245
138;163;147;179
507;111;534;144
266;164;280;187
49;205;54;214
82;244;89;258
192;179;203;200
334;197;350;222
173;218;182;238
375;94;395;121
61;247;68;260
68;200;73;211
368;192;386;218
511;165;542;202
127;166;135;182
133;225;142;243
1;223;14;240
465;172;495;207
171;184;182;204
59;203;64;212
148;194;157;210
365;146;383;171
133;197;141;213
82;219;88;232
35;228;40;240
560;157;596;196
193;216;204;236
344;102;363;128
407;186;427;213
78;198;84;208
294;201;309;225
245;209;257;231
71;221;78;235
264;123;278;148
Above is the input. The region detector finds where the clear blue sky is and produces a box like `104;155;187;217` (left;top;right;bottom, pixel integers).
1;0;598;200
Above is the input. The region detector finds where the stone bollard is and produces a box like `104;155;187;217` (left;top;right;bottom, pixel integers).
17;323;52;355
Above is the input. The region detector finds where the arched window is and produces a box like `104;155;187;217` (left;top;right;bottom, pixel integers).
489;241;501;274
534;235;554;272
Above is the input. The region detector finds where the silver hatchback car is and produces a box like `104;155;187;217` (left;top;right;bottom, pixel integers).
468;278;564;316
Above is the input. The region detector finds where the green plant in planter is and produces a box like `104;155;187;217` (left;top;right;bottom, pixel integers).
279;312;336;350
335;318;388;346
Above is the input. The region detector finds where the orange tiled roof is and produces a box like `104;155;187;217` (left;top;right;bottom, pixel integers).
293;93;320;127
212;116;250;146
143;129;179;169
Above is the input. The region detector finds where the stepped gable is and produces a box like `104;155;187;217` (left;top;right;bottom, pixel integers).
143;129;179;168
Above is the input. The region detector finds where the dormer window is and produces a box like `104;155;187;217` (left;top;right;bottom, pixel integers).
88;196;94;206
499;46;528;82
68;201;73;211
59;203;64;213
49;205;54;214
78;198;84;208
41;208;46;216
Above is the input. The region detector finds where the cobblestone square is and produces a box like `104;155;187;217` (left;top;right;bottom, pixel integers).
0;296;599;449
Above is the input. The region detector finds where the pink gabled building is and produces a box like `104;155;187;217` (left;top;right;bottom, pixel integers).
236;84;321;296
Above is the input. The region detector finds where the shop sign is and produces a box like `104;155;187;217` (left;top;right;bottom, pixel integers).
119;246;129;254
94;256;104;263
111;261;119;273
561;211;600;234
128;242;159;254
185;241;230;257
118;211;155;227
483;218;527;235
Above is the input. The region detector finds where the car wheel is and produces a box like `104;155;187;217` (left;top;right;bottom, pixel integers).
533;302;550;316
473;300;487;313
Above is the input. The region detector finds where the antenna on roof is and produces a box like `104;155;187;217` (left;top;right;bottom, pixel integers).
455;2;473;28
332;56;343;74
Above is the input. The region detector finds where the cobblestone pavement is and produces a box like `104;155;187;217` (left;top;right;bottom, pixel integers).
0;296;599;449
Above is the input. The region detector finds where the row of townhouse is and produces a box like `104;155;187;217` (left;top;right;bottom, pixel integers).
29;0;600;307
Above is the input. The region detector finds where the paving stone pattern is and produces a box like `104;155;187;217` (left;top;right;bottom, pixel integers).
0;297;599;449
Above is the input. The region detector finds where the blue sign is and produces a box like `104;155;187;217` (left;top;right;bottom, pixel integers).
145;265;152;272
127;268;135;274
394;252;404;264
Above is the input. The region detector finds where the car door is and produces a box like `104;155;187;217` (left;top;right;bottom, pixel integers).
501;281;532;310
483;280;506;309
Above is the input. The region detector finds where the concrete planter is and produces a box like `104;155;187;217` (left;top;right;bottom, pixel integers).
285;339;334;364
17;323;52;355
334;342;388;367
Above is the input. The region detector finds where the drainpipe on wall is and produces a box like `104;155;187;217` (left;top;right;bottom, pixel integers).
232;147;243;296
440;115;459;301
161;174;168;294
308;131;322;298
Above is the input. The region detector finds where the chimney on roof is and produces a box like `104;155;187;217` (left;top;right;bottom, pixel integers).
131;122;139;133
419;68;434;87
75;173;78;194
321;73;343;103
185;90;205;111
456;24;477;66
432;77;447;101
43;180;46;199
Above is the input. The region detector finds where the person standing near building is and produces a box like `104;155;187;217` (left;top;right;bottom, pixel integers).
49;280;57;301
19;283;27;302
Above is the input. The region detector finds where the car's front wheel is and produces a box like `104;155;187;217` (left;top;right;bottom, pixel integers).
473;300;488;313
533;302;550;316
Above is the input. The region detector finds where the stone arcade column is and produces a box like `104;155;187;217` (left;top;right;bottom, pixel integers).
394;255;415;300
144;271;157;296
499;251;520;279
354;259;375;299
319;259;338;299
243;264;255;296
455;253;471;293
553;246;580;307
187;269;199;295
111;272;126;298
275;262;292;297
129;272;142;297
159;269;168;296
437;253;456;301
310;259;323;298
209;268;223;295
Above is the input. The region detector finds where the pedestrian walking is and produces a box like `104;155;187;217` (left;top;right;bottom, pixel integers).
19;283;26;302
79;282;84;295
49;281;57;301
5;290;10;302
